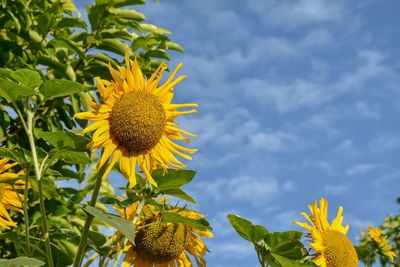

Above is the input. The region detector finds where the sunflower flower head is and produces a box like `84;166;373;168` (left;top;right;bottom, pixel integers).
76;53;198;188
368;226;397;261
114;200;212;266
293;198;358;267
0;158;25;230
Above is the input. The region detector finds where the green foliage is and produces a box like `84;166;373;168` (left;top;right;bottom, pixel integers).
227;214;316;267
357;198;400;267
0;0;201;265
0;257;45;267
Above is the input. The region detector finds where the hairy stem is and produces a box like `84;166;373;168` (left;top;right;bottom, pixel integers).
26;109;54;266
14;103;53;265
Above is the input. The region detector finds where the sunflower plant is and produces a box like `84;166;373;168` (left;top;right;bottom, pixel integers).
357;197;399;267
0;0;211;266
228;198;361;267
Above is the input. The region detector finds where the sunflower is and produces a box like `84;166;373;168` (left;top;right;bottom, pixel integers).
75;53;197;187
368;226;397;261
114;200;212;266
0;158;25;230
293;198;358;267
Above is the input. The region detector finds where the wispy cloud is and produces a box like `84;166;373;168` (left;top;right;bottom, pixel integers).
247;0;346;29
345;163;385;176
243;50;396;112
369;133;400;152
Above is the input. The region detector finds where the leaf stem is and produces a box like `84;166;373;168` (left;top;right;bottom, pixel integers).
73;161;109;267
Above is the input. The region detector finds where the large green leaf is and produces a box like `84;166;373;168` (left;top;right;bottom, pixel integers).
96;38;130;56
111;0;145;7
0;257;45;266
0;77;37;102
0;68;16;81
108;7;145;21
161;211;211;232
269;254;317;267
37;131;90;151
153;169;196;190
227;214;269;243
39;80;90;100
37;56;76;81
160;188;196;203
10;69;42;88
55;17;88;30
50;149;91;164
48;38;86;58
81;205;136;244
264;231;305;259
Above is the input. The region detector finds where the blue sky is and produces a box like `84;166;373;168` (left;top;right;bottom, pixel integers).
77;1;400;266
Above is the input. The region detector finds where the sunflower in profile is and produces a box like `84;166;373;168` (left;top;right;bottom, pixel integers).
75;53;197;187
0;158;25;230
113;200;212;266
293;198;358;267
368;226;397;261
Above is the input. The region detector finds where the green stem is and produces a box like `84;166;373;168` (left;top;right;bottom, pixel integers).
82;252;99;267
23;173;31;256
13;177;31;256
13;103;53;265
26;109;54;267
73;162;109;267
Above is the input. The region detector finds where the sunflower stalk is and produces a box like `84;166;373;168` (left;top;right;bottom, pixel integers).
73;160;109;267
13;102;54;266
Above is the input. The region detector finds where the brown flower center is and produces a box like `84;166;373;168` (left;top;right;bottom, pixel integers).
322;230;358;267
135;221;190;263
109;90;166;155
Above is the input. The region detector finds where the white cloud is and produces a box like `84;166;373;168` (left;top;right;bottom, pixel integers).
354;102;379;119
323;184;348;195
345;163;384;176
335;139;354;152
369;133;400;152
244;50;395;112
193;175;284;206
272;210;299;230
249;131;300;152
247;0;346;29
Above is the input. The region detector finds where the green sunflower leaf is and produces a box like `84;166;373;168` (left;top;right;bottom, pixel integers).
48;38;86;58
152;169;196;190
0;257;45;266
81;204;136;245
55;17;88;30
96;38;130;56
110;0;145;7
37;131;90;151
39;80;91;100
10;69;42;89
269;253;317;267
160;188;196;204
108;7;146;21
161;211;211;231
263;231;305;259
0;77;37;102
227;214;269;243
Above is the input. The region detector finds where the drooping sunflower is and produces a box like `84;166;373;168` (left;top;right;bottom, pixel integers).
368;226;397;261
293;198;358;267
113;200;212;266
75;53;197;187
0;158;25;230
